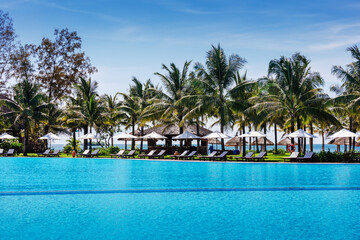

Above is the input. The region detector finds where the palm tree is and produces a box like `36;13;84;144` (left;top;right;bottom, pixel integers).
261;53;339;149
70;77;99;149
193;44;247;150
331;45;360;149
102;93;122;147
144;62;192;136
0;79;48;155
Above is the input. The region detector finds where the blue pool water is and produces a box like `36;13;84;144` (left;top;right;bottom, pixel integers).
1;157;360;239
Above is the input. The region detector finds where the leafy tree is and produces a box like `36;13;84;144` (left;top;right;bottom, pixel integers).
34;28;97;102
102;93;123;146
0;79;48;155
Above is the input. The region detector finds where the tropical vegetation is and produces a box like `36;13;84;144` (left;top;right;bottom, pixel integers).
0;11;360;157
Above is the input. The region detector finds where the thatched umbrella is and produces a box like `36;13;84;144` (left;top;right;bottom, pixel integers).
226;136;247;153
250;137;274;151
278;138;298;146
328;137;360;152
328;129;359;152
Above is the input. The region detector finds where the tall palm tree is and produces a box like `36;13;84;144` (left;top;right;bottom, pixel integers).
70;77;99;149
0;79;48;155
261;53;339;148
102;93;122;147
332;45;360;149
193;44;247;150
144;61;192;137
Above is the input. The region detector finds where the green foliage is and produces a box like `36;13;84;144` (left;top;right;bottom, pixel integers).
108;146;120;154
97;148;108;155
63;138;81;153
0;140;23;154
313;151;360;162
272;148;287;155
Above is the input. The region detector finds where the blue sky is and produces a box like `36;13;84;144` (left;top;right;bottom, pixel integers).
2;0;360;140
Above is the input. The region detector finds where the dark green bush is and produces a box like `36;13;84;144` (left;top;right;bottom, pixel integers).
0;140;23;154
98;148;108;155
272;148;287;155
63;139;81;154
313;151;360;162
108;146;120;154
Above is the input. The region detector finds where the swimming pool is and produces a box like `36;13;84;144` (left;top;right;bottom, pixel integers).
1;157;360;239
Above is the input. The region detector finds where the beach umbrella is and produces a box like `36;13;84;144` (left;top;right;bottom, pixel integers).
251;137;274;146
287;129;317;138
142;132;167;140
173;130;201;140
286;129;317;153
328;129;360;152
114;133;138;150
202;131;231;139
225;136;247;146
328;129;359;139
79;133;98;151
278;138;298;146
79;133;98;140
239;131;266;152
39;132;61;149
0;133;18;140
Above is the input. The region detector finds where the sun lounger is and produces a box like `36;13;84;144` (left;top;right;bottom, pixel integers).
283;152;299;162
297;152;314;162
138;150;157;158
89;149;100;158
122;150;136;158
248;151;267;161
152;150;166;159
48;149;60;157
198;151;218;161
109;150;125;158
4;149;15;156
76;149;90;157
169;150;189;160
37;149;51;157
177;151;197;160
0;148;4;156
235;152;254;161
211;151;229;161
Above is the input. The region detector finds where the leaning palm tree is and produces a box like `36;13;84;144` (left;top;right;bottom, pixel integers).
193;44;248;150
331;45;360;149
0;79;48;155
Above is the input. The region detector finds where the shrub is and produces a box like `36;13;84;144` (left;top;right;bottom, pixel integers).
272;148;287;155
314;151;359;162
63;139;81;154
108;146;120;154
98;148;108;155
0;140;23;154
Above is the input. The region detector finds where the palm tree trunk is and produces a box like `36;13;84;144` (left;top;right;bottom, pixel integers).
256;138;259;152
349;116;353;151
264;124;267;152
291;115;295;144
242;125;246;157
83;126;88;150
310;122;314;152
89;127;92;151
274;123;278;152
220;124;225;151
73;130;77;152
140;126;144;153
303;125;307;154
131;118;135;150
23;120;28;156
322;132;325;152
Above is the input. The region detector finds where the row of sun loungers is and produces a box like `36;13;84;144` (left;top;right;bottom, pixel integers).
282;152;314;162
0;148;15;156
37;149;60;157
76;149;100;158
